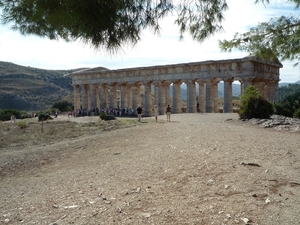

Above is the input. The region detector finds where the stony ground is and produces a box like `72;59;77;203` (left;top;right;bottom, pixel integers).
0;113;300;225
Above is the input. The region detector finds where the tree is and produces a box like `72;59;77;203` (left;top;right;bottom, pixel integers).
239;85;274;119
1;0;297;61
51;100;73;112
219;0;300;65
0;0;228;52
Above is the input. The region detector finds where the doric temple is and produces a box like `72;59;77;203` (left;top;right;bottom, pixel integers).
71;57;282;116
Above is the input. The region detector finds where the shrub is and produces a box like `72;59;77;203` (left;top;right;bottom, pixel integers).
274;103;293;117
0;109;25;121
17;121;27;129
38;113;52;121
239;85;274;119
294;108;300;118
99;112;116;121
21;113;31;119
52;100;74;112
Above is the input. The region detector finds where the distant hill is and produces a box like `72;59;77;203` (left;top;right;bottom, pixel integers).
0;61;84;111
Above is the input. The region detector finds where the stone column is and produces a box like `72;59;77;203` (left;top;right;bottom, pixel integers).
186;80;196;113
205;81;213;113
223;79;233;113
95;84;100;109
263;82;269;100
109;83;118;109
268;80;279;103
240;80;244;98
158;82;165;115
73;85;81;110
197;81;205;113
172;81;181;113
144;81;152;116
100;84;108;109
212;80;219;113
164;82;171;107
81;84;89;110
136;82;141;107
120;83;127;109
257;80;265;97
132;83;141;113
89;84;96;110
127;84;133;110
244;79;252;91
154;82;159;107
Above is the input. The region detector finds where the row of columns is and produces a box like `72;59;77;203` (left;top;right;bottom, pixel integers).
74;79;279;116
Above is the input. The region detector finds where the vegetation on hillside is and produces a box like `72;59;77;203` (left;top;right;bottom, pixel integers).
0;61;83;111
275;85;300;118
278;83;300;102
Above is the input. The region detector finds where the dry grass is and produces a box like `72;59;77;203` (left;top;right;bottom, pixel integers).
0;117;140;150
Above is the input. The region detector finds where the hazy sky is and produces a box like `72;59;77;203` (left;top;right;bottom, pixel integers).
0;0;299;83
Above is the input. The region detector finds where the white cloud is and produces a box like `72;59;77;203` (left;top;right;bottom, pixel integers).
0;0;299;83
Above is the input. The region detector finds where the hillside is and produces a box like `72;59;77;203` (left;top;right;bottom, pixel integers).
0;61;84;111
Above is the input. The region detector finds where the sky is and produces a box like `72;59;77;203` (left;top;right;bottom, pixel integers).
0;0;299;83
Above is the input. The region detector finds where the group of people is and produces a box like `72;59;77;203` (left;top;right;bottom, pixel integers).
136;104;172;122
69;104;173;122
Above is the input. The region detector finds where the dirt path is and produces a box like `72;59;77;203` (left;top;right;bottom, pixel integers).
1;113;300;224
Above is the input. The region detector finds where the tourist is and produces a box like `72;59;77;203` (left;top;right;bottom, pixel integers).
166;104;171;122
196;102;200;113
137;105;143;122
153;105;158;122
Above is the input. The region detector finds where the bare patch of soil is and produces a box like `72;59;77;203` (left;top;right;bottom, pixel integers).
0;114;299;225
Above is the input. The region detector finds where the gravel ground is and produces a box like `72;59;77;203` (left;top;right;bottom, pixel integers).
0;113;300;225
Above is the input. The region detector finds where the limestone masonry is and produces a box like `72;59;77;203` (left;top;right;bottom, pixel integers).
71;57;282;116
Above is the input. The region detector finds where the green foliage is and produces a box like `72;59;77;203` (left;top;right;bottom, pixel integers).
99;112;116;121
17;121;27;129
0;109;25;121
21;113;31;119
51;100;73;112
279;84;300;102
219;5;300;64
47;108;60;116
239;85;274;119
38;113;52;121
274;90;300;117
294;108;300;118
0;0;228;52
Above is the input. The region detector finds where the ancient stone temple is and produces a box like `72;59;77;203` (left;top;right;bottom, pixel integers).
71;57;282;116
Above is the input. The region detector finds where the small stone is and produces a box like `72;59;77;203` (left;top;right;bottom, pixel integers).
241;218;250;224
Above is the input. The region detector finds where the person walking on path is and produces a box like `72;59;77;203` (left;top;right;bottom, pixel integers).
137;105;143;122
153;105;158;122
166;105;171;122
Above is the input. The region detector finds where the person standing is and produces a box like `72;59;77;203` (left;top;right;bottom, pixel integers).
196;102;200;113
153;105;158;122
166;104;171;122
137;105;143;122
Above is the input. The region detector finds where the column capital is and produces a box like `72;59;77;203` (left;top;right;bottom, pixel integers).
169;79;182;84
223;78;234;83
142;80;153;85
183;79;196;85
